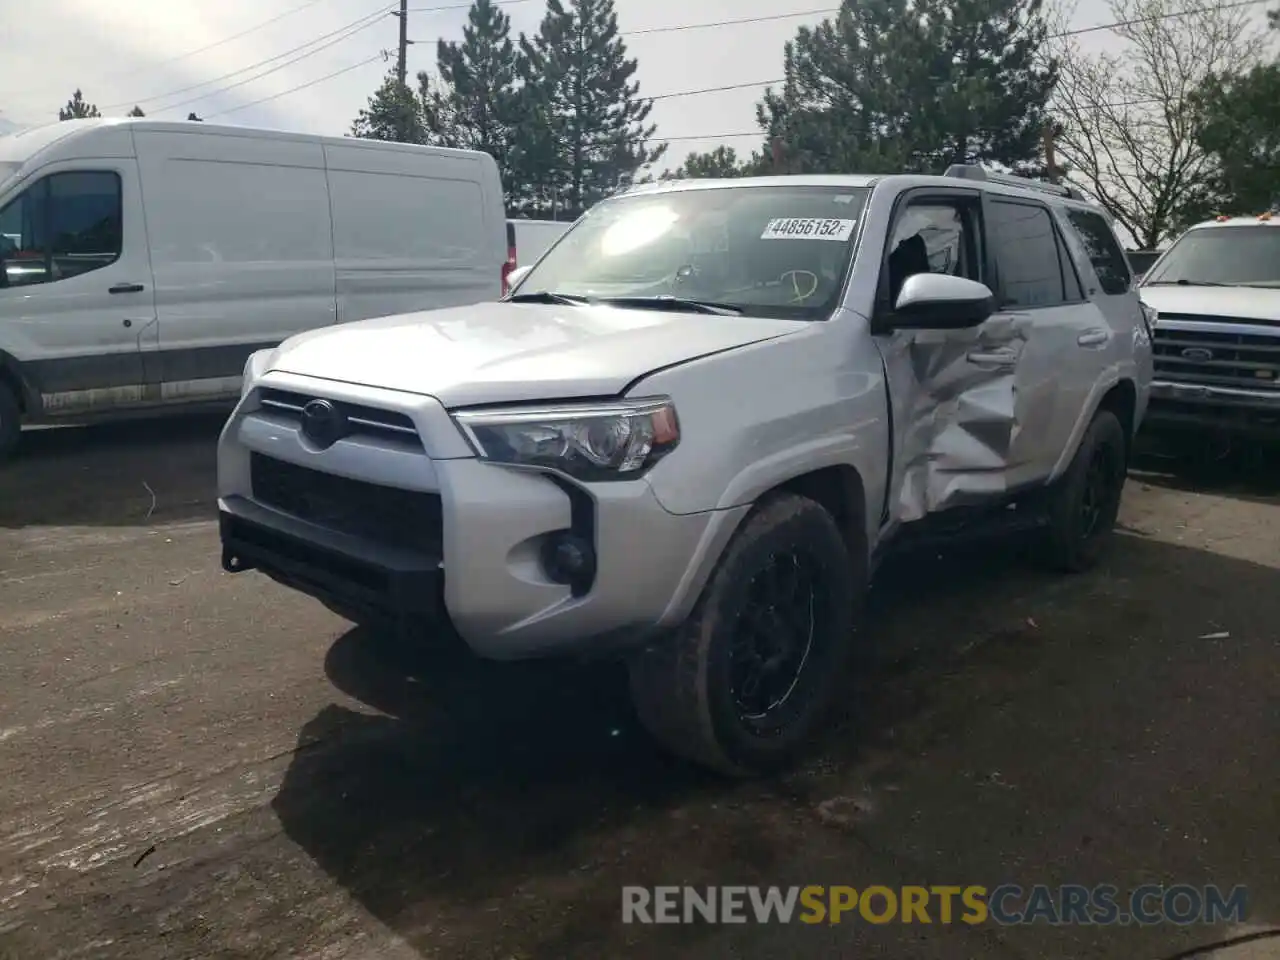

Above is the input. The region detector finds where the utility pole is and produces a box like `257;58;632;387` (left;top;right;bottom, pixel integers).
771;136;785;174
1043;121;1058;183
394;0;409;85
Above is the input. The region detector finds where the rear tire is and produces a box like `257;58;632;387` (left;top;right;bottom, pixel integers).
628;493;861;777
0;385;20;464
1034;409;1128;573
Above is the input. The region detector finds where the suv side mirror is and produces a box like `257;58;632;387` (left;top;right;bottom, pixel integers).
892;273;995;329
507;264;532;290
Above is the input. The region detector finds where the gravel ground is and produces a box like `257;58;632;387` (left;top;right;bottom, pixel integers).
0;417;1277;960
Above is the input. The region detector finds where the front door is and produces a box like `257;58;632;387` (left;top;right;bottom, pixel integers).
0;161;156;415
874;189;1032;524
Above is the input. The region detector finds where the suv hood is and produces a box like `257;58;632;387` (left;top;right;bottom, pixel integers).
1139;285;1280;323
268;300;807;407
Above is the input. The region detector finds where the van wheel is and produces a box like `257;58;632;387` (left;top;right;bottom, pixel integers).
0;385;20;463
1035;409;1128;573
627;493;860;777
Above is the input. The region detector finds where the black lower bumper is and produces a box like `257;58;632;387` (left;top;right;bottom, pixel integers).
219;496;444;627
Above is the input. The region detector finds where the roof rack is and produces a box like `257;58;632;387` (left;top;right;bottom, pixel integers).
943;163;1089;202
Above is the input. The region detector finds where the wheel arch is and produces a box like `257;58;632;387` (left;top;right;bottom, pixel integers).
0;350;40;415
1051;375;1138;480
659;462;870;627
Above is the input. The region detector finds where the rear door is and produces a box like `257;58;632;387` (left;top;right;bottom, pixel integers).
0;162;156;415
325;144;505;323
982;195;1102;486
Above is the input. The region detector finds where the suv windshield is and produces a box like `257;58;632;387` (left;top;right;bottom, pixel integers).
513;184;870;319
1143;225;1280;287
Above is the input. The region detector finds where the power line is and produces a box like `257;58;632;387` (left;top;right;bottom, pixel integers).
145;0;1270;128
105;0;337;82
412;6;839;44
149;10;396;115
204;54;387;119
102;3;396;111
1055;0;1267;37
407;0;539;9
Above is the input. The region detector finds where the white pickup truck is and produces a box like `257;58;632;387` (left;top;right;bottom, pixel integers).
218;166;1153;776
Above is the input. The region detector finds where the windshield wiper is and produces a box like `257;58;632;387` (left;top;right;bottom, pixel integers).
506;291;590;305
1144;279;1233;287
592;295;743;316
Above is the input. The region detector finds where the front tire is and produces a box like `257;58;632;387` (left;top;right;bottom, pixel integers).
1035;409;1128;573
628;493;861;777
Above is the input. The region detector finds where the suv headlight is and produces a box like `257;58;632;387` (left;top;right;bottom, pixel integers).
451;397;680;482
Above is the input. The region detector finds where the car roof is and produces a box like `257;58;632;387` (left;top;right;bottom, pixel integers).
620;169;1107;214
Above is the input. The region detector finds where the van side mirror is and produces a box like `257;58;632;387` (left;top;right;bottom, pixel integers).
891;273;995;329
507;264;532;290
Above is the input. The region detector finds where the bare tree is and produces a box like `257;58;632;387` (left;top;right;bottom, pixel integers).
1049;0;1264;247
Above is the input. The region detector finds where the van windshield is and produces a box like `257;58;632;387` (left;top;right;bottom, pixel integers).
1143;226;1280;288
513;185;870;319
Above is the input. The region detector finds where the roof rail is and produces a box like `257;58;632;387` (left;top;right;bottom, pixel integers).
943;163;1089;202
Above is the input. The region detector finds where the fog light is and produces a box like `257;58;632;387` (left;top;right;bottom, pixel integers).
541;531;596;590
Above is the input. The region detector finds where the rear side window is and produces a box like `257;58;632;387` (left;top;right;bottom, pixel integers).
1066;208;1131;295
0;171;121;287
987;200;1066;308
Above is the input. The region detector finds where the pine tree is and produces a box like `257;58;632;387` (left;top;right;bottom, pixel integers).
917;0;1058;172
1192;63;1280;216
351;70;428;143
433;0;521;193
755;0;929;174
58;89;101;121
127;106;145;117
755;0;1056;174
663;146;750;180
516;0;665;218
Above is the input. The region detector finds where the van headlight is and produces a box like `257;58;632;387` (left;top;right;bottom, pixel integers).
240;349;272;399
451;397;680;482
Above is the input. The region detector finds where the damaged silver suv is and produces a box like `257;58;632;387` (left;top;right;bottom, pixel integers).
218;166;1153;776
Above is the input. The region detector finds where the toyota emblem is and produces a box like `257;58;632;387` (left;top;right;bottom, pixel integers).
300;399;347;448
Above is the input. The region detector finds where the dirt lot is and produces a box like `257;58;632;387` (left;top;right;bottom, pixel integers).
0;417;1277;960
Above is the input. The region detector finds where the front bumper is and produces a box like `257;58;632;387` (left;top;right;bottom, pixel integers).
1144;380;1280;436
217;374;747;660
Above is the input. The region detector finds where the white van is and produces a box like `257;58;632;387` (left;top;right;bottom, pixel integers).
0;117;506;459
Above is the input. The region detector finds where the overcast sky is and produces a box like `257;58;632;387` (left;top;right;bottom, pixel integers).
0;0;1250;170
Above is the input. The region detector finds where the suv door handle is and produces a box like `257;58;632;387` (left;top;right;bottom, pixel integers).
109;282;145;294
966;347;1018;366
1077;328;1110;347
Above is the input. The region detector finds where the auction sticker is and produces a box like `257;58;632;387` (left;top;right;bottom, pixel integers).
761;218;856;241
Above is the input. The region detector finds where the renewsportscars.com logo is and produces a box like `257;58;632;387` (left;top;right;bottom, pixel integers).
622;885;1250;926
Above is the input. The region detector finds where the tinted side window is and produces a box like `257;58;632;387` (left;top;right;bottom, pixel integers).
1066;208;1131;295
988;200;1065;308
0;171;121;288
49;172;122;279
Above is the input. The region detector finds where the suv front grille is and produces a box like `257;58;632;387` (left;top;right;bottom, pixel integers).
250;454;442;554
256;388;421;448
1153;316;1280;391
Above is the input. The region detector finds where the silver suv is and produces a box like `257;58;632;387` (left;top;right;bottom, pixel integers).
218;166;1153;776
